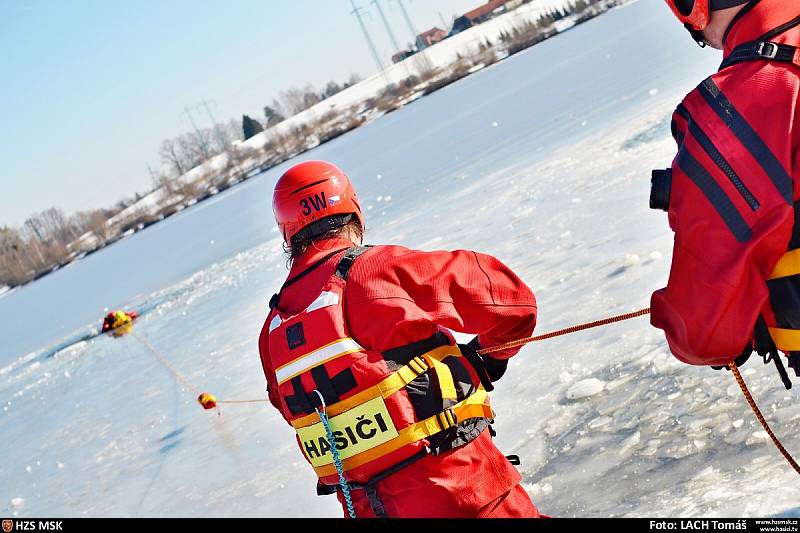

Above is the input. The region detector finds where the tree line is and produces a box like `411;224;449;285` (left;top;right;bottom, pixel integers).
0;207;115;287
242;75;362;140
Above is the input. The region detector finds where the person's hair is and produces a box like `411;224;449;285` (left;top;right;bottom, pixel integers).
284;216;363;261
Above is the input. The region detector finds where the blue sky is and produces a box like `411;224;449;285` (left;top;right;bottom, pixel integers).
0;0;480;226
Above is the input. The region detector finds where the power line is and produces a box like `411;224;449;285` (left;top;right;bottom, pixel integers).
373;0;412;75
183;106;211;159
394;0;433;73
183;106;203;138
350;0;385;73
395;0;419;43
200;99;228;150
372;0;401;53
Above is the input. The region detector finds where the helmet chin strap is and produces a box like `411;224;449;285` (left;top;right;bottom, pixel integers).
685;23;708;47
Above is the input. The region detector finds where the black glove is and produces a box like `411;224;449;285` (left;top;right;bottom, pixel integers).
482;355;509;382
468;337;509;382
460;337;509;388
468;337;510;382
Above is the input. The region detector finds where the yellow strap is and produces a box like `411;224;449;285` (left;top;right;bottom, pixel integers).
312;389;492;478
425;354;458;401
291;344;461;429
768;249;800;280
768;327;800;351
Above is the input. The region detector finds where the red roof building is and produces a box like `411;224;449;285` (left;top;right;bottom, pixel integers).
451;0;512;34
415;27;447;50
463;0;511;23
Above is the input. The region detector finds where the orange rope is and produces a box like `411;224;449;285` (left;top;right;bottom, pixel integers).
472;307;800;477
129;308;799;477
728;362;800;476
132;332;199;395
477;307;651;355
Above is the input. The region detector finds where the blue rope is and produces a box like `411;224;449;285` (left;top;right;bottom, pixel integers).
313;390;356;519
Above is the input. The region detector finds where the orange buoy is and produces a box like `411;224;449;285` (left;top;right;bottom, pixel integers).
198;392;217;410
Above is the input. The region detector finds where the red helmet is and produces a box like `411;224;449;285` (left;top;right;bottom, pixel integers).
272;160;363;243
665;0;710;30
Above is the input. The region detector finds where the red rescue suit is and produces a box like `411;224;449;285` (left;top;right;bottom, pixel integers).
258;238;541;518
651;0;800;375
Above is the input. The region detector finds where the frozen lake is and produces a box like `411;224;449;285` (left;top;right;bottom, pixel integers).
2;0;798;517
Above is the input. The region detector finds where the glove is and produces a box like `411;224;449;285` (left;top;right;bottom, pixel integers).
460;337;509;388
482;355;509;382
468;336;509;382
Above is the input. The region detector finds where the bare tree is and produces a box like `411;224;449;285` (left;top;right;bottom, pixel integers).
160;139;188;176
265;101;287;125
19;208;75;255
301;83;321;110
0;227;29;286
39;207;75;244
275;84;321;116
183;129;214;163
276;87;307;116
210;120;240;154
152;169;175;195
346;73;363;87
226;118;243;143
83;210;112;242
175;177;202;201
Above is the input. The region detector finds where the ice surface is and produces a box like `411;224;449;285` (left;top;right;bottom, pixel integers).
566;379;606;400
1;1;798;519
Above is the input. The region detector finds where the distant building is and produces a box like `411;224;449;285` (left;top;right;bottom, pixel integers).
451;0;512;35
415;27;447;51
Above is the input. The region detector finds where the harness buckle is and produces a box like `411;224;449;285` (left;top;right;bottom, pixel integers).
408;356;429;375
757;41;779;60
435;408;458;430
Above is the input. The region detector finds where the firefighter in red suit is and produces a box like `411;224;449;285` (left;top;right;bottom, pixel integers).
651;0;800;387
258;161;542;518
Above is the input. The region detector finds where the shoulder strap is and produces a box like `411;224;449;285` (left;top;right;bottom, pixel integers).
271;245;370;311
334;245;371;281
720;16;800;70
720;40;800;70
269;248;352;312
268;293;280;310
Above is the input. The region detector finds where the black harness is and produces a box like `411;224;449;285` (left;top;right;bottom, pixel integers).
719;14;800;70
720;39;800;69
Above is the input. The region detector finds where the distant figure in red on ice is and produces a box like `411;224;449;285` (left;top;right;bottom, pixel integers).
101;310;138;335
258;160;543;518
650;0;800;388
